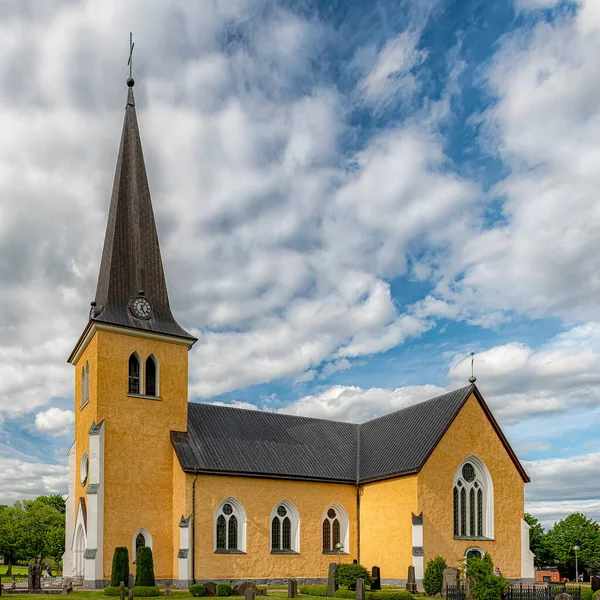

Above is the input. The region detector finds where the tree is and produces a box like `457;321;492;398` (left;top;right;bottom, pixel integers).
423;555;448;596
0;505;18;575
546;513;600;578
35;495;66;515
466;552;509;600
135;547;155;587
524;513;554;568
111;547;130;587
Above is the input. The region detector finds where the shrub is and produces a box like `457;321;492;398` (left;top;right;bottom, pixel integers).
334;590;356;598
299;585;328;596
216;583;232;596
366;592;413;600
110;547;130;588
465;553;509;600
422;555;447;596
579;588;593;600
335;564;372;590
132;586;161;597
592;590;600;600
104;586;129;596
135;547;156;587
189;584;206;597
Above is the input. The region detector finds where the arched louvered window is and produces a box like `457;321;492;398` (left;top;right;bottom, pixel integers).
271;501;300;553
321;504;349;553
145;355;158;396
128;353;141;394
80;367;86;407
214;498;246;552
453;457;494;539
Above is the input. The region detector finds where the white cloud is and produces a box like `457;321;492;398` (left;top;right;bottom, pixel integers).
34;408;74;437
0;458;68;505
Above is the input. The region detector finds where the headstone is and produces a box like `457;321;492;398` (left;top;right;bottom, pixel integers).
128;573;135;591
28;564;42;591
356;578;365;600
591;576;600;593
238;582;259;597
245;588;255;600
288;579;298;598
165;583;172;596
327;563;338;597
129;587;134;600
120;581;125;600
371;567;381;590
204;582;217;596
442;568;458;591
406;566;417;594
554;594;572;600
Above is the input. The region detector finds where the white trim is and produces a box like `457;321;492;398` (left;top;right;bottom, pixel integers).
69;322;194;365
85;421;105;585
132;527;153;562
128;352;143;395
411;516;424;579
270;499;300;553
214;497;247;552
145;354;160;397
178;519;192;582
521;518;534;578
80;452;89;486
63;443;76;576
74;524;86;578
321;502;349;553
453;456;494;540
465;547;484;559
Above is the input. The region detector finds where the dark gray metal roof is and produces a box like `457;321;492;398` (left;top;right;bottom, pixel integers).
91;87;195;342
171;384;530;484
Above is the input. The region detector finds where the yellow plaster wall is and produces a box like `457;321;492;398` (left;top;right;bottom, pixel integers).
417;394;525;577
192;474;357;579
359;476;417;578
94;330;190;579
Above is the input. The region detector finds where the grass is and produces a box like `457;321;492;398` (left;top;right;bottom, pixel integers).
0;566;29;583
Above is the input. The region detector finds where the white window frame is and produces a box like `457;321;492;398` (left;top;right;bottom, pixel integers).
270;499;300;553
85;361;90;404
145;354;160;397
321;502;349;553
213;497;246;553
80;367;86;408
80;452;89;486
128;352;143;395
453;456;494;540
132;527;152;563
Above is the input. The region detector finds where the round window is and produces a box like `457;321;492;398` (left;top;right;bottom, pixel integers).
277;505;287;517
462;463;475;482
80;452;89;486
222;503;233;515
327;508;336;519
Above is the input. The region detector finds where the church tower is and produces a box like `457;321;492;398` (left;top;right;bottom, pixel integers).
64;80;196;588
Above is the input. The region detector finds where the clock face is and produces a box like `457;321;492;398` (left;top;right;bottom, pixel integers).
130;296;152;320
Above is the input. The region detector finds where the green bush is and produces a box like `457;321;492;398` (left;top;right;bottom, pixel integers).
216;583;232;596
335;564;372;590
104;586;129;596
465;553;509;600
189;584;206;597
135;547;156;587
592;590;600;600
334;590;356;598
299;585;328;596
366;592;413;600
110;547;130;588
132;586;160;597
579;588;593;600
422;555;447;596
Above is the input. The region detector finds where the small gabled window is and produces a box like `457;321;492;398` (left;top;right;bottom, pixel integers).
128;353;141;394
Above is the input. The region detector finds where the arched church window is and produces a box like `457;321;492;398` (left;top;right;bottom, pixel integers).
453;457;494;539
321;503;349;553
145;356;158;396
271;500;300;553
128;353;141;394
85;361;89;404
214;498;246;552
80;367;85;407
136;533;145;557
131;528;152;563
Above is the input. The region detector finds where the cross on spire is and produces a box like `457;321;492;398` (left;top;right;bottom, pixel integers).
469;351;477;383
127;31;135;87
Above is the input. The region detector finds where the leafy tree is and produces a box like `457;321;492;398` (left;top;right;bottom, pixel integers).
0;504;19;575
465;552;509;600
524;513;554;568
335;564;372;590
36;495;66;515
546;512;600;578
422;555;447;596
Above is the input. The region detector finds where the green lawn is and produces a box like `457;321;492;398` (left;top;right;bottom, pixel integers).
0;566;29;583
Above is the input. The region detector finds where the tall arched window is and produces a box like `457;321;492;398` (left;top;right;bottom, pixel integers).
145;355;158;397
85;361;89;404
80;367;86;407
128;353;141;394
453;457;494;539
131;528;152;562
271;500;300;553
214;497;246;552
322;503;349;553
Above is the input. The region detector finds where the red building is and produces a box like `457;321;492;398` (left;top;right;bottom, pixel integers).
535;569;561;583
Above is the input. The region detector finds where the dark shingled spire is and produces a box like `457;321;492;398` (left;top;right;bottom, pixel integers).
92;87;196;342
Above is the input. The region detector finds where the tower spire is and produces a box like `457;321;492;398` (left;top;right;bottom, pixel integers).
91;79;196;343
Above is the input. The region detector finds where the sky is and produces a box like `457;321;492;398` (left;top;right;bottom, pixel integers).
0;0;599;530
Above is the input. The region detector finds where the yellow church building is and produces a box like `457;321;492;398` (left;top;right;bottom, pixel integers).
62;79;535;588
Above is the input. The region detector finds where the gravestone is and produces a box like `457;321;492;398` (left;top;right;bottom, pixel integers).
442;568;458;591
591;576;600;593
245;588;255;600
128;573;135;591
165;583;172;596
128;587;133;600
406;566;417;594
28;564;42;591
371;567;381;590
238;582;259;596
555;594;572;600
204;582;218;596
356;578;365;600
327;563;338;597
288;579;298;598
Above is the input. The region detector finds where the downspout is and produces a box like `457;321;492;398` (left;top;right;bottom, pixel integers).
191;473;199;584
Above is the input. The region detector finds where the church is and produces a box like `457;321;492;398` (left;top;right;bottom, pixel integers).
62;78;535;588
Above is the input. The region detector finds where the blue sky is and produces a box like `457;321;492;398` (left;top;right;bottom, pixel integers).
0;0;599;528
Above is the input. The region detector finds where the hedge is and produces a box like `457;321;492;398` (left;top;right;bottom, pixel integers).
136;547;156;587
578;588;593;600
132;586;161;597
335;564;372;590
216;583;232;596
366;592;414;600
104;586;129;596
189;584;206;597
299;585;328;596
110;547;130;588
334;590;356;598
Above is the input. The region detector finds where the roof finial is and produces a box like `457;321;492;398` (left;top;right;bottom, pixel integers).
127;31;135;88
469;351;477;383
